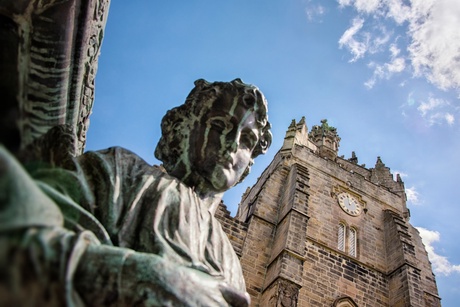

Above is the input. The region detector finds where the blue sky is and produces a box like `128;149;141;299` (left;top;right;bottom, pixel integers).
86;1;460;305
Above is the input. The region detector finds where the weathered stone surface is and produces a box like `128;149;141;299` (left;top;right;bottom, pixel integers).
0;0;110;155
216;117;440;306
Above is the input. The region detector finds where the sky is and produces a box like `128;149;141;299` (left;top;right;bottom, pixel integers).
86;1;460;305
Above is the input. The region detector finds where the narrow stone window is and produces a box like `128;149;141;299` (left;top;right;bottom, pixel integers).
338;223;346;251
349;227;357;257
333;296;358;307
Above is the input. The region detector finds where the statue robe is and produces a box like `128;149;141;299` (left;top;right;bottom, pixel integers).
1;145;246;305
37;146;246;291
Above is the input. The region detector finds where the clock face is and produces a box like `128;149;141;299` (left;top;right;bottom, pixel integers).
337;192;362;216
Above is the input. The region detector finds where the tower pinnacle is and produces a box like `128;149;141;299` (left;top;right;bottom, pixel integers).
308;119;341;160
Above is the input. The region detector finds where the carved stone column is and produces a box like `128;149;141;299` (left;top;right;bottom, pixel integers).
0;0;110;155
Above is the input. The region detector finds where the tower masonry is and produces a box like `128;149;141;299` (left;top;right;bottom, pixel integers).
216;117;440;307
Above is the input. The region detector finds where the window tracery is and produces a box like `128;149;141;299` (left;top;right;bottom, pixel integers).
337;223;358;257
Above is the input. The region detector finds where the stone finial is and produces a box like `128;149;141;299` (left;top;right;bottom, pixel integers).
282;117;309;151
297;116;306;128
348;151;358;164
375;156;385;168
370;156;405;196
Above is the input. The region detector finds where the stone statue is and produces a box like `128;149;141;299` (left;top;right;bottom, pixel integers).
0;79;272;306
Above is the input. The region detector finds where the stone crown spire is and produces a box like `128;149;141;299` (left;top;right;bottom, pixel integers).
308;119;341;160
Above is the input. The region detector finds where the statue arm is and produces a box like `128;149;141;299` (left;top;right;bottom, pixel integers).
0;225;248;307
74;243;250;307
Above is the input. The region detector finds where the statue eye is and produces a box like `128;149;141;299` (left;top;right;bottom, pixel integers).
240;131;257;150
209;119;227;132
243;94;256;107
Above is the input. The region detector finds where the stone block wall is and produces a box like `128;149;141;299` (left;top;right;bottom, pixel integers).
215;203;248;257
299;241;388;306
216;124;440;306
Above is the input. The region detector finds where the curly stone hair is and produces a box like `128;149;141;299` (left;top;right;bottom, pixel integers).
155;78;272;180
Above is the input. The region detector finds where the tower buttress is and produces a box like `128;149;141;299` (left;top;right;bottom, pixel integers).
281;117;309;151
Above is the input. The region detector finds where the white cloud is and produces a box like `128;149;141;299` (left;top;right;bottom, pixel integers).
417;97;446;117
389;44;400;57
355;0;382;14
408;0;460;90
392;170;408;181
365;43;406;89
338;0;352;8
337;0;460;92
416;227;460;276
426;112;456;127
415;96;455;126
385;0;412;24
338;0;382;13
368;26;391;54
338;17;368;62
405;186;420;204
445;113;455;125
306;4;326;22
401;93;457;126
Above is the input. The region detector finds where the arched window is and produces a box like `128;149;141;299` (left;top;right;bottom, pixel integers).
348;227;357;257
338;223;346;251
337;224;358;257
333;296;358;307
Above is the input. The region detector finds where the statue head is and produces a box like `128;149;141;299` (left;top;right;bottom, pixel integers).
155;78;272;194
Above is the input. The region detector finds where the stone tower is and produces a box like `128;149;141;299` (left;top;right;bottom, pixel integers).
216;118;441;306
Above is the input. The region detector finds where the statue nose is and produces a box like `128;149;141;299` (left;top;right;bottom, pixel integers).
227;139;238;153
225;130;239;153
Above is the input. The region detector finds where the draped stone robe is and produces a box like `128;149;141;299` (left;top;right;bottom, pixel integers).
1;146;246;305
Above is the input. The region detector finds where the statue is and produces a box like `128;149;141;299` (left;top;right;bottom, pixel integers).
0;79;272;306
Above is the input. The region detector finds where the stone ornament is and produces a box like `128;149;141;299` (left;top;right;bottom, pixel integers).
0;0;110;155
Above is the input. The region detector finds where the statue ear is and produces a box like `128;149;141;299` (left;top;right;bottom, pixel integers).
194;79;210;88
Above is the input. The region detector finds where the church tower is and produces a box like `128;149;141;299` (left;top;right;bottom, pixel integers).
216;118;441;306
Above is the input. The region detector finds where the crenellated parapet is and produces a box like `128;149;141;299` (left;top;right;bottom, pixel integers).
369;157;406;197
282;118;406;197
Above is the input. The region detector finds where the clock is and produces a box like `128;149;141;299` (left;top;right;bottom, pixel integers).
337;192;362;216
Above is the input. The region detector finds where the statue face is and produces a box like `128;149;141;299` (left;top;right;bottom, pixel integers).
188;99;260;193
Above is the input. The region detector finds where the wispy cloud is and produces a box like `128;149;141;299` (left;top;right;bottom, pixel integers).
417;96;455;126
417;97;447;117
305;3;326;22
405;186;420;205
401;92;456;126
338;0;381;14
365;43;406;89
392;170;408;180
391;171;420;205
337;0;460;92
338;17;367;62
416;227;460;276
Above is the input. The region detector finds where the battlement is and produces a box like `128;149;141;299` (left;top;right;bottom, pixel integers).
283;117;405;195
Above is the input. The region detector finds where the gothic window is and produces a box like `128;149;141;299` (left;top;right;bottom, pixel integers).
338;223;346;251
349;227;357;257
333;296;358;307
337;223;358;257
